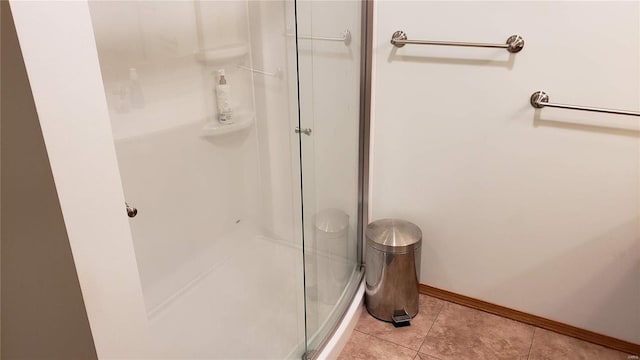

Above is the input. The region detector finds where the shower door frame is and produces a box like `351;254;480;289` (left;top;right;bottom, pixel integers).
297;0;374;357
357;0;374;268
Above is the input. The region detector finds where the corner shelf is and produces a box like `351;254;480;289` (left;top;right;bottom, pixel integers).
201;112;254;137
195;43;249;64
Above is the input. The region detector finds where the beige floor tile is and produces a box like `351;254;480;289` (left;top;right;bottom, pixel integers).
418;302;534;360
528;328;631;360
338;330;417;360
356;295;446;350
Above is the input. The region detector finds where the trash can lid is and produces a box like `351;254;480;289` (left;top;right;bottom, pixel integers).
366;218;422;253
315;208;349;233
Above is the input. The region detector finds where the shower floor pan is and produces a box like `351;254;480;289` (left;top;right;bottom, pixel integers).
144;234;306;359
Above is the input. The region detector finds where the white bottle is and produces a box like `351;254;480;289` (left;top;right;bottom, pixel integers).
216;69;233;124
115;82;131;113
128;68;145;109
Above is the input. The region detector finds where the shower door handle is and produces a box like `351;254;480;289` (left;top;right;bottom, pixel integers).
125;202;138;218
295;127;312;136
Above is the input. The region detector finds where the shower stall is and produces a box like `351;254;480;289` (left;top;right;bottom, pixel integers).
60;0;371;358
6;0;371;357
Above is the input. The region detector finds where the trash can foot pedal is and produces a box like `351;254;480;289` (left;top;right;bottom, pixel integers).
392;310;411;327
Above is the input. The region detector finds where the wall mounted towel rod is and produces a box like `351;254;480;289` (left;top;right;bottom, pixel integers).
287;30;351;45
238;65;282;79
390;30;524;53
530;91;640;117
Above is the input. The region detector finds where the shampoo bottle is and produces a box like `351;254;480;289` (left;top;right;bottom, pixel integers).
129;68;145;109
114;82;130;113
216;69;233;124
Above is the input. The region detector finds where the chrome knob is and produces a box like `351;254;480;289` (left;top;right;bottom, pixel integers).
126;202;138;218
295;127;312;136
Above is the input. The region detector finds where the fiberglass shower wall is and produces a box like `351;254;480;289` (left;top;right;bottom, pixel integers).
89;1;305;358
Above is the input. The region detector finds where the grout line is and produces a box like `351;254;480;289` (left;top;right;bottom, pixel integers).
415;351;446;360
357;307;420;352
527;327;537;360
362;331;420;360
365;331;420;353
414;352;443;360
415;297;447;358
425;299;447;338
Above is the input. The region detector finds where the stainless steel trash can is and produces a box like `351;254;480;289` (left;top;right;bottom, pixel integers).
315;208;350;305
365;219;421;326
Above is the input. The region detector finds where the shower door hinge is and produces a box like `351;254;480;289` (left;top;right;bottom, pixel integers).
295;127;312;136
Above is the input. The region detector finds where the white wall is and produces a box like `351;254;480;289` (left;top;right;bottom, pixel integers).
372;1;640;343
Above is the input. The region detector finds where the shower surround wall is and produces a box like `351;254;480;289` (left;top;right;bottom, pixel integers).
371;1;640;344
89;0;277;316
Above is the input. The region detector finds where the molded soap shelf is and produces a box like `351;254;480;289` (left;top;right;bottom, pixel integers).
195;43;249;64
202;112;254;137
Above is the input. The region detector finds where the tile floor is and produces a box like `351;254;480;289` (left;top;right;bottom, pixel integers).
338;294;633;360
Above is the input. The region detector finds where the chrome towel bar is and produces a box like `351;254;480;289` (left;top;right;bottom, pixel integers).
287;30;351;45
238;65;282;79
390;30;524;53
530;91;640;117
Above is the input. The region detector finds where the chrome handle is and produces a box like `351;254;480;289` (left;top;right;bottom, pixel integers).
125;202;138;218
295;127;312;136
390;30;524;53
530;91;640;117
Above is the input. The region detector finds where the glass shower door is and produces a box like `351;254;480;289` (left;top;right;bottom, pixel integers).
293;0;365;353
89;1;306;358
87;0;365;357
